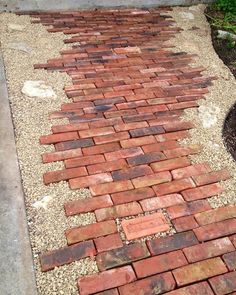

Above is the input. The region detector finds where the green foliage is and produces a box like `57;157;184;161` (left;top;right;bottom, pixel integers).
215;0;236;14
226;34;236;48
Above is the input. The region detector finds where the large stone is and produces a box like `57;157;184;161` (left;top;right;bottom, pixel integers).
217;30;236;41
32;195;53;210
198;104;220;128
7;42;32;54
22;81;57;99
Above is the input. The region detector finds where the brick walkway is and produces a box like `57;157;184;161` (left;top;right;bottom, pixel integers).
23;8;236;295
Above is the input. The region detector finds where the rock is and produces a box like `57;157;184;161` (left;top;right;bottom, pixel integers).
22;81;57;99
6;42;32;54
179;12;195;20
32;195;53;210
8;23;26;32
217;30;236;41
198;105;221;128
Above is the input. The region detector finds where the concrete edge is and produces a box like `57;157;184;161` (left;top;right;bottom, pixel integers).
0;52;37;295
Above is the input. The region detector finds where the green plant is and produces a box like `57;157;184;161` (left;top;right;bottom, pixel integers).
226;34;236;48
216;0;236;14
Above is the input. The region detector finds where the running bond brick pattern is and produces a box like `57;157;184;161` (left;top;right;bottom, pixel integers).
21;7;236;294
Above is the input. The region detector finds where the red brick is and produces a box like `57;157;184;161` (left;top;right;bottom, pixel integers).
94;131;130;145
172;216;199;232
43;167;87;184
118;272;176;295
55;138;94;151
133;250;187;278
164;145;201;159
82;142;120;155
40;131;79;144
79;127;115;138
105;147;143;161
223;251;236;270
64;195;113;216
127;151;166;166
163;121;194;132
88;159;128;174
69;173;112;189
183;237;234;263
168;101;198;110
155;130;189;142
140;194;184;211
194;219;236;242
147;231;199;255
42;148;82;163
153;178;195;196
40;240;96;272
142;141;180;153
96;289;119;295
173;257;227;286
94;233;123;253
122;212;169;240
132;171;172;188
137;104;168;113
112;165;153;181
61;101;93;110
120;135;156;148
165;282;214;295
66;220;117;245
209;271;236;295
151;157;190;172
65;154;105;168
167;200;211;219
195;205;236;225
192;169;230;186
129;126;165;138
95;202;143;222
111;187;155;204
147;97;177;105
96;242;150;271
90;117;123;128
114;121;148;132
78;266;136;295
171;163;211;180
90;180;133;196
182;183;224;201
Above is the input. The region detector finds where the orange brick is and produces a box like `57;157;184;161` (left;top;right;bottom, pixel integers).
90;180;133;196
151;157;190;172
132;171;172;188
42;148;82;163
87;159;127;174
122;212;169;240
69;173;113;189
105;147;143;161
111;187;155;205
140;194;184;211
153;178;195;196
120;135;156;148
94;233;123;253
171;163;211;180
192;169;230;186
65;154;105;168
43;167;87;184
182;183;224;201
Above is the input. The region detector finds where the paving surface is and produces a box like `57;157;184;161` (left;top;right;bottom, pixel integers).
20;8;236;295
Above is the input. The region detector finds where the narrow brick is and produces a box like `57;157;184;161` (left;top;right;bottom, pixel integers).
130;126;165;138
121;135;156;148
65;154;105;168
114;121;148;132
42;148;82;163
182;183;224;201
192;169;230;186
95;202;143;222
78;266;136;295
153;178;195;196
172;163;211;180
156;130;189;142
55;138;94;151
127;151;166;166
105;147;143;161
194;219;236;241
164;145;201;159
94;131;130;145
168;101;198;110
94;233;123;253
79;127;115;138
69;173;113;189
147;231;199;255
96;289;119;295
40;132;79;145
66;220;117;245
64;195;113;216
142;141;179;153
43;167;87;184
163;121;194;132
122;212;169;240
90;180;133;196
96;242;150;271
173;257;227;286
82;142;120;155
132;171;172;188
112;165;153;181
119;272;176;295
183;237;235;263
88;159;128;174
172;216;199;232
140;194;184;211
165;282;214;295
151;157;190;172
223;251;236;270
111;187;155;205
209;271;236;295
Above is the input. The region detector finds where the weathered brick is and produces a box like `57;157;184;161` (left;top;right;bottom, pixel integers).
151;157;190;172
96;289;119;295
94;233;123;253
192;169;230;186
142;141;179;153
173;257;227;286
42;148;82;163
82;142;120;155
111;187;155;204
79;127;115;138
90;180;134;196
171;163;211;180
43;167;87;184
168;101;198;110
195;205;236;225
40;240;96;272
147;231;199;255
94;131;130;145
209;272;236;295
172;216;199;232
182;183;224;201
55;138;94;151
165;282;214;295
153;178;195;196
129;126;165;138
64;195;113;216
163;121;194;132
69;173;113;189
119;272;176;295
183;237;234;263
194;219;236;242
114;121;148;132
65;154;105;168
164;145;201;159
140;194;184;211
95;202;143;222
120;135;156;148
132;171;172;188
40;131;79;145
155;130;189;142
112;165;153;181
66;220;117;245
223;251;236;270
122;212;169;240
96;242;150;271
88;159;128;174
78;266;136;295
105;147;143;161
127;151;166;166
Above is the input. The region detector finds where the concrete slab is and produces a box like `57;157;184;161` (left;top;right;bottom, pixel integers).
0;53;37;295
